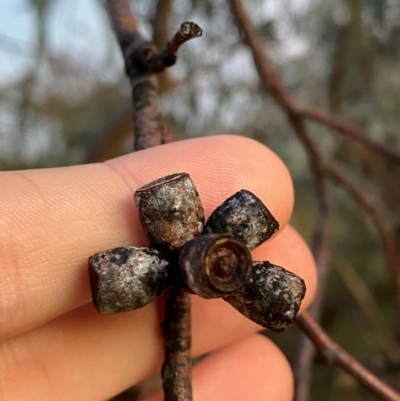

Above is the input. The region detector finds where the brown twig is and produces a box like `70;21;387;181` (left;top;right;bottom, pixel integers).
87;0;177;163
151;0;174;50
333;252;400;364
292;332;316;401
324;165;400;318
107;0;165;149
227;3;334;399
293;175;332;401
106;0;139;52
107;0;201;150
162;287;192;401
162;23;203;66
226;0;400;165
151;0;178;145
106;1;203;399
299;108;400;165
227;0;400;319
297;312;400;401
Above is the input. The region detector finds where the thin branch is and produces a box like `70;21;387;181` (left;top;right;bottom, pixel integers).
228;1;400;399
107;0;201;150
293;175;332;401
292;335;315;401
227;0;400;314
227;0;297;112
88;0;177;163
324;165;400;317
106;0;139;52
299;108;400;165
333;252;400;364
297;312;400;401
162;287;192;401
226;4;335;400
151;0;178;143
226;0;321;173
161;23;203;67
107;0;164;149
106;2;202;400
152;0;174;50
226;0;400;165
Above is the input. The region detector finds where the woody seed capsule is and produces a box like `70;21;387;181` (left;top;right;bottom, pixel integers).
180;233;252;299
204;189;279;251
134;173;205;250
89;246;176;313
223;261;306;332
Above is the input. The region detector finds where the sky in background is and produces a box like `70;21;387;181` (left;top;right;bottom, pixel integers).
0;0;313;162
0;0;117;86
0;0;312;87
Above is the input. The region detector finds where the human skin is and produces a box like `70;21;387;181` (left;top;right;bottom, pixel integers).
0;135;317;401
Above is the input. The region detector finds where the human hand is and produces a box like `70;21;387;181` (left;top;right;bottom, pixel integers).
0;135;316;400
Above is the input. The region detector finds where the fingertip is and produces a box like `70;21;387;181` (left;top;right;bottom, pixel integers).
1;134;295;343
106;134;294;228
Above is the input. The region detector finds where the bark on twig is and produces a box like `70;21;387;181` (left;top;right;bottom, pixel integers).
87;0;176;163
333;252;400;364
106;2;202;399
162;287;192;401
297;312;400;401
293;175;332;401
324;165;400;319
226;0;400;165
152;0;174;50
107;0;201;150
299;108;400;164
106;0;165;149
106;0;139;47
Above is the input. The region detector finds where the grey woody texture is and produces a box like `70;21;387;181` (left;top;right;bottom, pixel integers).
134;173;205;251
89;173;306;333
89;246;176;313
161;286;192;401
204;189;279;251
224;261;306;332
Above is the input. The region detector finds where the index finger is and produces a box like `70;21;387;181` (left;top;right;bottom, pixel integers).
0;135;294;341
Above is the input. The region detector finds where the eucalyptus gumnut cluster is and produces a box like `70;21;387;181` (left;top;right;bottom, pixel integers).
88;173;306;332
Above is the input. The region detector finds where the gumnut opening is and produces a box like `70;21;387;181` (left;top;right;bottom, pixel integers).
224;261;306;332
180;233;252;298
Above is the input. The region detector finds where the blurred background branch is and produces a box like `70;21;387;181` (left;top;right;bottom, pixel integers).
227;1;400;399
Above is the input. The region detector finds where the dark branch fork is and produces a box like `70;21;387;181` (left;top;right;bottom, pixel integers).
107;0;202;150
122;21;202;150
